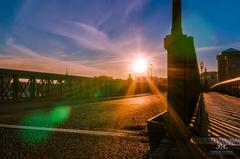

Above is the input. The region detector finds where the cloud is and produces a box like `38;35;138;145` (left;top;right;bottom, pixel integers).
1;36;168;78
44;19;167;64
196;45;222;53
0;38;108;77
124;0;146;17
196;42;240;53
0;0;169;78
49;21;116;53
195;42;240;72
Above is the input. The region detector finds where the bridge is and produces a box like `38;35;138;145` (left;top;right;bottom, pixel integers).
1;0;240;158
0;68;155;101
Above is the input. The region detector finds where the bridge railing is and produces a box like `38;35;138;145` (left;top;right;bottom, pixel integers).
0;68;88;100
210;76;240;97
0;68;156;101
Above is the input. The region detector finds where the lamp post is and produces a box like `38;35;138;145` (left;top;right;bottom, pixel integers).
148;61;153;79
200;61;204;91
200;61;204;80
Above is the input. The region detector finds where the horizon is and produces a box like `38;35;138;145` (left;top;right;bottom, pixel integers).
0;0;240;78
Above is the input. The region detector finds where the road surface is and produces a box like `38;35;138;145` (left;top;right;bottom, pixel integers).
0;94;167;159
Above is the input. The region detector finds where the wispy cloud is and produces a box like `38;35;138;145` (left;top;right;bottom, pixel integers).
0;38;108;76
48;21;116;53
0;0;174;77
195;42;240;72
124;0;146;17
196;42;240;53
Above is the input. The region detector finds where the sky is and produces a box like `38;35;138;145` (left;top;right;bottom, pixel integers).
0;0;240;79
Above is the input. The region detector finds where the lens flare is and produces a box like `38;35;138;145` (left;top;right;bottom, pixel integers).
49;106;71;124
19;106;71;144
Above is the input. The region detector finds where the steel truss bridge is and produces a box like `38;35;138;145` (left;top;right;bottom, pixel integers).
0;68;150;101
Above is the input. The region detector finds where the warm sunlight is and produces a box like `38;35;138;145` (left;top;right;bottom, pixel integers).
131;58;148;74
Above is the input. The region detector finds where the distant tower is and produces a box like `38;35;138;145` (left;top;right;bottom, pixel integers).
66;68;68;76
128;74;133;81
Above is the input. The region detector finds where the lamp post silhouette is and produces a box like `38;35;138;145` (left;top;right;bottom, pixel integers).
148;62;153;79
200;61;204;80
200;61;205;90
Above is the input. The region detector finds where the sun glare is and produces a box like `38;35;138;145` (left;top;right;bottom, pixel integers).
132;58;148;74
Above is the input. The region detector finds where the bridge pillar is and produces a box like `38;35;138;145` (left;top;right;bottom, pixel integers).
164;0;200;139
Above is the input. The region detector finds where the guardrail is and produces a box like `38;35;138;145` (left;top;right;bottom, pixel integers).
0;68;161;101
210;77;240;97
0;68;152;101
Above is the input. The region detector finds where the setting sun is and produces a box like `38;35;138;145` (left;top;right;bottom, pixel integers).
132;58;148;74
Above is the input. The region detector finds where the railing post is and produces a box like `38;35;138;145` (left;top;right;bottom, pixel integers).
0;76;3;100
58;80;63;98
46;79;50;98
235;82;237;96
12;75;19;100
238;81;240;97
30;77;36;98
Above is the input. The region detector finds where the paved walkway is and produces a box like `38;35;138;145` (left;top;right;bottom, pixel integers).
204;92;240;139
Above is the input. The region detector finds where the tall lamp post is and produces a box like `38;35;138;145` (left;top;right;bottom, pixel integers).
200;61;204;80
200;61;204;90
148;62;153;79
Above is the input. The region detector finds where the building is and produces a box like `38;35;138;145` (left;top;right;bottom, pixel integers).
217;48;240;82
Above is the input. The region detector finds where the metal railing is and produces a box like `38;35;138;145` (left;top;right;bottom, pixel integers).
0;68;129;101
211;77;240;97
0;68;158;101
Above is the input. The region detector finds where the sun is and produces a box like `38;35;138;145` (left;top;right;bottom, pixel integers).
132;58;148;74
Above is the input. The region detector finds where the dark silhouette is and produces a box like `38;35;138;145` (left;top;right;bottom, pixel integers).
165;0;200;129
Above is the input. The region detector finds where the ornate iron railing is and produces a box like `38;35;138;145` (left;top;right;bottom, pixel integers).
0;68;136;101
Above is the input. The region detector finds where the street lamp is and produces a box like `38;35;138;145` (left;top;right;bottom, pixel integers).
200;61;204;89
200;61;204;76
148;62;153;78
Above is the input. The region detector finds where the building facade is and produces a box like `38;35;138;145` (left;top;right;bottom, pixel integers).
217;48;240;82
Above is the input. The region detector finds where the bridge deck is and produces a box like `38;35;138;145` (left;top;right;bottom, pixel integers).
204;92;240;139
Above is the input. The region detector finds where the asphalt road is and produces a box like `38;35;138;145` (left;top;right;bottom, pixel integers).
0;94;167;159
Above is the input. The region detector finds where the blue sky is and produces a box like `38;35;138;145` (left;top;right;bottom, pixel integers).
0;0;239;78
